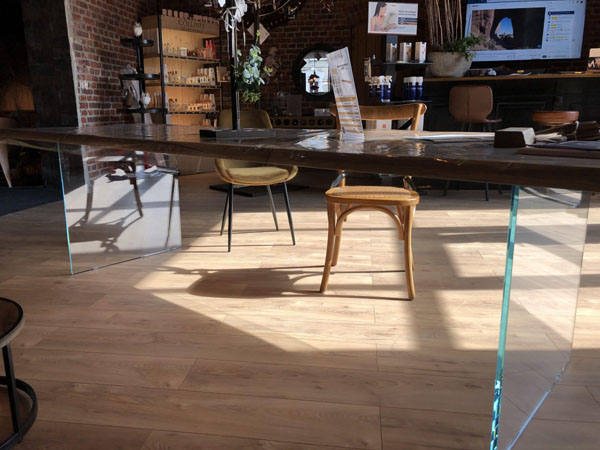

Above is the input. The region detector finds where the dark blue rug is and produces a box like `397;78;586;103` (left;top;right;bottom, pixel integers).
0;187;62;216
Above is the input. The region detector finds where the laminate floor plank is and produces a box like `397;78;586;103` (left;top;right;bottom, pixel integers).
13;348;196;389
32;327;378;371
15;420;151;450
33;380;382;450
380;407;490;450
141;430;366;450
179;359;491;414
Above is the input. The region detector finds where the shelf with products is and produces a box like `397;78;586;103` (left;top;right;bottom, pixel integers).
144;54;219;64
141;12;221;127
168;110;217;115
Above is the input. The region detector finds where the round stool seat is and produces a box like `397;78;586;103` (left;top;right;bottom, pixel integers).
1;297;37;450
226;165;296;186
532;110;579;126
0;300;22;349
325;185;420;206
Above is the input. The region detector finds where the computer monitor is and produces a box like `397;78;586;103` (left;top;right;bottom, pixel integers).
465;0;587;62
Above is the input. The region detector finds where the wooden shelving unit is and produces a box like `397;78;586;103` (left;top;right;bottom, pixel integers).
118;38;167;123
141;14;222;127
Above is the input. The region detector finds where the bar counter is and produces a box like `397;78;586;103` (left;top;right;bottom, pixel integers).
1;124;599;191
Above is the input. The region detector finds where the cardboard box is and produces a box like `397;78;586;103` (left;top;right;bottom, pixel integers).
415;42;427;63
398;43;412;63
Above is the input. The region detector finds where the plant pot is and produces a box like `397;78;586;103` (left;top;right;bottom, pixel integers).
429;52;473;78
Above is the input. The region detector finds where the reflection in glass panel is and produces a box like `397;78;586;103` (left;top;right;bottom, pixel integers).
493;187;590;449
58;143;181;274
300;50;331;95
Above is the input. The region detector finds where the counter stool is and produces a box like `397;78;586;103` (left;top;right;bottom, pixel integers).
0;297;37;449
532;110;580;129
319;186;420;299
446;85;502;201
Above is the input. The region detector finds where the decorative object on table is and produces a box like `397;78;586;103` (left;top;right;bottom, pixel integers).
321;0;334;12
494;127;536;148
425;0;482;77
141;91;151;108
588;48;600;72
263;47;281;82
120;65;141;108
133;21;143;37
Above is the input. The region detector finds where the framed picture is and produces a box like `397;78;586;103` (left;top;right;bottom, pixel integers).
367;2;418;35
588;48;600;72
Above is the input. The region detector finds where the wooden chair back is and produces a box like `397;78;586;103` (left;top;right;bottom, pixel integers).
449;85;494;124
330;103;427;131
215;109;273;182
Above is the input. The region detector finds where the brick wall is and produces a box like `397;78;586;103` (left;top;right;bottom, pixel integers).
67;0;157;126
259;0;352;115
66;0;599;124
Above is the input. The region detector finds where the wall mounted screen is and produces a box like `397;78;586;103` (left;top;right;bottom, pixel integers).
466;0;586;61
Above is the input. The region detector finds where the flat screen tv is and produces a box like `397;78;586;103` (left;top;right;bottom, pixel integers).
465;0;587;62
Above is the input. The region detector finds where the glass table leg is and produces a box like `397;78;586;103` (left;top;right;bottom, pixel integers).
57;143;182;274
491;186;590;449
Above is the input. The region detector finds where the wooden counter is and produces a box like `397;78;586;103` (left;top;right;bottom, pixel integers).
2;124;599;191
421;73;600;131
424;72;600;83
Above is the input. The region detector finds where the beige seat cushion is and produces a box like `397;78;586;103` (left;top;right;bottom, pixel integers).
325;185;420;206
226;166;294;185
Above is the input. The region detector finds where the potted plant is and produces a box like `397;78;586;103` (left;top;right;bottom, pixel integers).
425;0;482;77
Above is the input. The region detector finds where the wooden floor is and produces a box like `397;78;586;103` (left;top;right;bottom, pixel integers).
0;173;599;449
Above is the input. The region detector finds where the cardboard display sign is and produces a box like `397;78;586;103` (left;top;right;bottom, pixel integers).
327;47;364;141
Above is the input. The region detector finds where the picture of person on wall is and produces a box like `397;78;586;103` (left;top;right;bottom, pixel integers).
370;2;395;33
368;2;418;35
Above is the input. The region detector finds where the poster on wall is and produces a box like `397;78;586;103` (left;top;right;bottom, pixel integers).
327;47;364;141
367;2;418;35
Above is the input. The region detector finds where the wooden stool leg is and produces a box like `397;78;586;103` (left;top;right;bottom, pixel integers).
403;205;416;299
332;205;344;267
320;202;337;293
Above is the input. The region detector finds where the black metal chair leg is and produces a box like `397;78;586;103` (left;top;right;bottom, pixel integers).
3;345;21;434
227;184;234;252
266;185;279;231
282;182;296;246
443;180;451;196
220;189;229;236
485;183;490;201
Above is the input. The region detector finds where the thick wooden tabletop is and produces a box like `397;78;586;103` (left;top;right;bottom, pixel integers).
1;124;599;191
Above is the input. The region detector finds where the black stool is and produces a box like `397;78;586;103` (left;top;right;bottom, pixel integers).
1;298;37;449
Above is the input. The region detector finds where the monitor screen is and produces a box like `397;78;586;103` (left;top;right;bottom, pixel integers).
465;0;587;62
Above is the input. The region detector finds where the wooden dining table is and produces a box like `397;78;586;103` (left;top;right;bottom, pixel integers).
1;123;599;450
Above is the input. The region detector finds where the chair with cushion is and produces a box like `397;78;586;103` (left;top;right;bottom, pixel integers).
216;109;297;252
446;85;502;200
321;103;425;299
